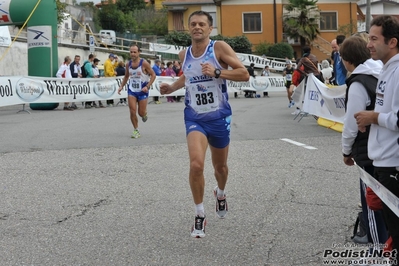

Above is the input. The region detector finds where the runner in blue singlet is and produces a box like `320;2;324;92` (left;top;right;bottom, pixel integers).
117;45;156;138
159;11;250;238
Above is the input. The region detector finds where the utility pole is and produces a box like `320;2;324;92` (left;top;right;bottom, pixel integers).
366;0;371;32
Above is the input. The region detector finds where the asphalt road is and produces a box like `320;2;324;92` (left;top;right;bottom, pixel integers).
0;92;361;266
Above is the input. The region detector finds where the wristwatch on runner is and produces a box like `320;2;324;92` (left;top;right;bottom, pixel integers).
214;68;221;78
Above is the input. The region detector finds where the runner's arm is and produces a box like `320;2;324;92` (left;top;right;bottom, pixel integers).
143;61;156;88
214;41;249;82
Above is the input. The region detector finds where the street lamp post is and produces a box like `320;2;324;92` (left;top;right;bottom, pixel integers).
366;0;371;32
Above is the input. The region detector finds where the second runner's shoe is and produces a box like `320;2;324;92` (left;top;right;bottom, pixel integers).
213;186;228;218
131;129;140;139
142;112;148;122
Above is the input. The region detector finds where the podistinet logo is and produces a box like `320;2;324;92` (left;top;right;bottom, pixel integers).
15;78;44;102
93;81;116;99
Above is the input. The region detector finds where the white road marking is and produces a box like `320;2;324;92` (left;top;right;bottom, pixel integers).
280;138;318;150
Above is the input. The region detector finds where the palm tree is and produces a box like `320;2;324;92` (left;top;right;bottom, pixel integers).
283;0;320;52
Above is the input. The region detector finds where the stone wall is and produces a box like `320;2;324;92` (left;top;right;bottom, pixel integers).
0;42;116;76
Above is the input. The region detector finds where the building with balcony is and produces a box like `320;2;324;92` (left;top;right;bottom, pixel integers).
358;0;399;16
162;0;362;60
357;0;399;31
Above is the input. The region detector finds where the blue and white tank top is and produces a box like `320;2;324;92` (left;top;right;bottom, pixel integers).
284;67;294;81
182;40;232;121
128;59;149;93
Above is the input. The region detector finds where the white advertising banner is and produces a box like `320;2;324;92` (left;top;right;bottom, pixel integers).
0;25;11;46
227;76;286;92
149;42;292;70
292;74;347;123
152;76;185;97
236;53;293;71
0;75;288;108
149;43;184;55
0;76;183;107
0;76;122;107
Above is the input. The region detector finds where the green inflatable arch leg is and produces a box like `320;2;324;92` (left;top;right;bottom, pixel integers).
2;0;59;110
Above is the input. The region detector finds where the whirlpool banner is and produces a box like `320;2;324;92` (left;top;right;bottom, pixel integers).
0;76;286;107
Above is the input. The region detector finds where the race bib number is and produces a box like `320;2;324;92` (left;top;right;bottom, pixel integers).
129;79;141;92
286;74;292;81
189;84;219;114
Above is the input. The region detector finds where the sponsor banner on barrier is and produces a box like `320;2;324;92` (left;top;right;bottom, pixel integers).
152;76;185;97
0;75;287;107
356;164;399;218
227;76;286;92
0;76;127;107
149;43;185;55
236;53;293;72
292;74;347;123
148;42;292;71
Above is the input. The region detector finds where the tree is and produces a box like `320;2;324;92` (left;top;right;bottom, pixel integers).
338;19;357;37
164;31;192;47
283;0;320;51
223;35;252;54
254;41;273;56
97;1;166;35
116;0;146;13
78;2;95;7
131;7;168;35
266;43;294;59
98;3;127;32
164;32;252;53
56;0;68;25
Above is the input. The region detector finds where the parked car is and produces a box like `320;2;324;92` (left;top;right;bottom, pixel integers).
99;30;116;46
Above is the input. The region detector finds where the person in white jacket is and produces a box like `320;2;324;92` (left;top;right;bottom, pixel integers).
56;56;74;111
340;35;388;249
355;15;399;261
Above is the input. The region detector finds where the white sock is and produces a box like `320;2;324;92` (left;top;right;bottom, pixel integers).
217;188;225;198
195;203;205;217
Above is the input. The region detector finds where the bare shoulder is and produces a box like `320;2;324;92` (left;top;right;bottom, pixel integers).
214;40;234;53
214;40;242;69
178;49;187;62
141;59;150;67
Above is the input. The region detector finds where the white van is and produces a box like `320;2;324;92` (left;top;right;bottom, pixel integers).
99;30;116;46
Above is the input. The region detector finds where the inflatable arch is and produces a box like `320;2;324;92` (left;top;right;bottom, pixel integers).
0;0;58;76
0;0;58;108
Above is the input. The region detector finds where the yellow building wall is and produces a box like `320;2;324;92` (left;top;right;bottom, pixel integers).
154;0;164;10
164;2;359;60
219;2;358;60
167;6;202;32
220;4;282;44
316;3;359;44
311;2;358;61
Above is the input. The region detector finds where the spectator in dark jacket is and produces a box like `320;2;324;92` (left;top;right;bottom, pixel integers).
116;61;127;106
247;63;255;78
